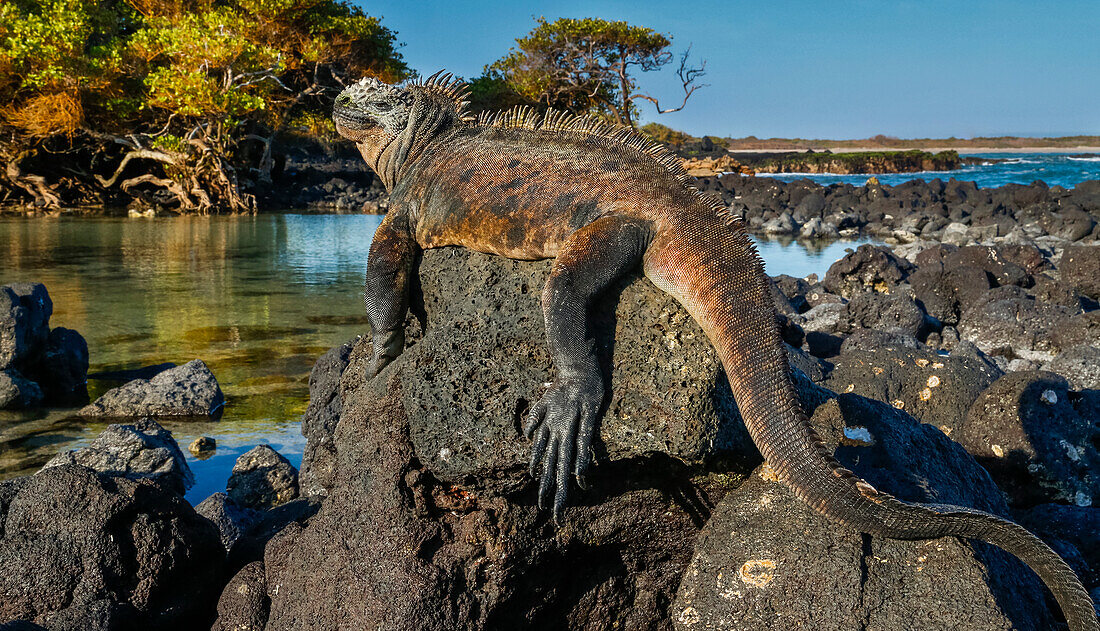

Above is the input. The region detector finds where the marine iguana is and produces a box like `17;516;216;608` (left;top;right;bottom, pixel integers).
332;72;1098;630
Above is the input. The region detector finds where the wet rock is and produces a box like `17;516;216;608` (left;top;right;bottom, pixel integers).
673;395;1055;631
0;465;222;629
226;445;299;509
42;417;194;494
78;359;225;418
823;346;1003;430
0;369;43;409
1044;344;1100;390
1060;244;1100;299
22;327;88;404
956;371;1099;508
189;436;216;456
762;211;798;235
822;245;915;298
0;283;52;370
299;339;356;497
195;492;260;551
799;217;839;240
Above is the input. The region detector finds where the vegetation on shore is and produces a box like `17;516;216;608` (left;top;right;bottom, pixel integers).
468;17;706;127
1;10;710;212
1;0;408;212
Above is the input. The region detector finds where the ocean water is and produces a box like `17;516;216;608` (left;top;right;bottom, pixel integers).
0;214;872;504
759;152;1100;188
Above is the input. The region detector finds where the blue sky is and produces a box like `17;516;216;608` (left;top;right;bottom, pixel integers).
360;1;1100;139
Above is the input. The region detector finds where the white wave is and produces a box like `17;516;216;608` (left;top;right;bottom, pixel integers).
763;169;960;177
1067;156;1100;162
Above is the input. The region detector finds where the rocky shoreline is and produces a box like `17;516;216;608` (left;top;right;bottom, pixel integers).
737;149;967;174
1;181;1098;628
699;174;1100;246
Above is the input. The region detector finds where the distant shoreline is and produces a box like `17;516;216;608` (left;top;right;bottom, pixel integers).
727;146;1100;155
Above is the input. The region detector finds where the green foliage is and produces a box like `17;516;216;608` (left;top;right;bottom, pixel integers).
640;122;692;145
0;0;408;135
477;16;689;126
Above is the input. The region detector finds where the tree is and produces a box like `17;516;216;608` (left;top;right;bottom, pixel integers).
482;17;706;127
0;0;409;212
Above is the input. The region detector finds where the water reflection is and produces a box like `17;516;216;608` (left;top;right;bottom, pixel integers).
1;214;383;497
0;214;870;503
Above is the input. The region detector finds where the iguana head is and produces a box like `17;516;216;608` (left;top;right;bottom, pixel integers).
332;77;413;143
333;72;473;188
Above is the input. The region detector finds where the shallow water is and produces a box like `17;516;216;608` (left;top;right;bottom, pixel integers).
760;152;1100;188
0;214;870;504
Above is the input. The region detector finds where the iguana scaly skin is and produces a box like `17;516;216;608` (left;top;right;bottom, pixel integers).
333;72;1098;630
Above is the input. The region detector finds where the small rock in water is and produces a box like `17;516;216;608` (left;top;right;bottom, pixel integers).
226;445;299;509
42;417;195;494
79;358;225;418
190;436;216;452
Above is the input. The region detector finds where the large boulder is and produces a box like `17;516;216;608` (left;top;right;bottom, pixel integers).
0;465;222;630
301;249;755;497
23;327;89;404
42;417;194;495
954;371;1099;508
672;394;1055;631
78;359;225;418
226;446;299;510
0;283;52;371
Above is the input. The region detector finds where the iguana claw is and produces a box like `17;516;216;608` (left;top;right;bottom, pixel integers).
524;374;602;523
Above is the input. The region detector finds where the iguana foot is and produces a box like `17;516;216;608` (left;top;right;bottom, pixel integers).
523;371;603;523
365;328;404;379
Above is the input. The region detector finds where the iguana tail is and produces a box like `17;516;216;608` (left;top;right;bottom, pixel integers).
642;214;1098;630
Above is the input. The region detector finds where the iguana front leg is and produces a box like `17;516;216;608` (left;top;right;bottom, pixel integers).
523;215;650;522
364;210;418;378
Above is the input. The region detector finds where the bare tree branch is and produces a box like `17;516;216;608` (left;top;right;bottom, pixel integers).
629;47;708;115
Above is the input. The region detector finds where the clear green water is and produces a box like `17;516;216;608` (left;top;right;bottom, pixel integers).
0;214;870;504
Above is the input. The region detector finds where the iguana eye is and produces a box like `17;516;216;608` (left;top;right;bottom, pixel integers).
371;101;393;112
